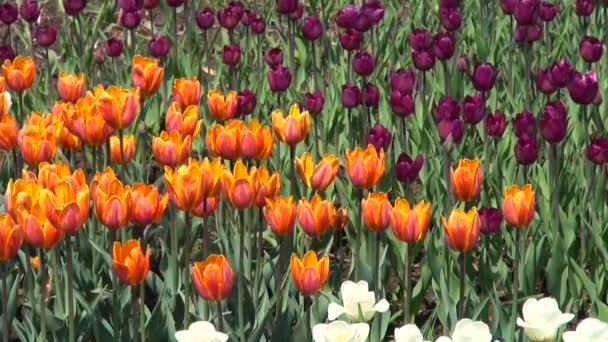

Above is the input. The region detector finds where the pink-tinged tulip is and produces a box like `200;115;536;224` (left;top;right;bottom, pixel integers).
441;207;481;252
95;85;140;130
390;198;431;243
450;159;483;202
130;183;168;226
0;213;23;260
502;184;535;228
361;192;391;232
297;195;336;237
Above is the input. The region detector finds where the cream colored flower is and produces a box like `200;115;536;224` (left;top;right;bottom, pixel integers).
516;297;574;342
393;324;429;342
562;318;608;342
312;321;369;342
433;319;493;342
327;280;389;322
175;321;228;342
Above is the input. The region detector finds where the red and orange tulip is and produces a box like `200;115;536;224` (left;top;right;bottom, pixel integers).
221;160;257;209
18;115;57;167
190;196;219;218
361;192;392;232
272;103;311;145
192;254;234;301
290;251;329;295
165;102;203;137
172;77;201;107
110;134;136;164
2;56;35;92
130;183;168;226
0;213;23;261
4;177;42;217
344;144;385;189
207;89;238;121
37;161;73;191
0;89;11;115
502;184;535;227
95;85;140;130
40;168;90;235
441;207;481;252
57;72;86;102
297;194;336;237
152;130;192;167
131;55;164;96
48;104;81;150
254;165;280;207
264;196;296;235
164;158;223;212
0;113;18;150
61;95;114;145
206;119;273;161
450;159;483;202
332;208;349;230
91;169;132;230
112;240;150;285
240;119;273;160
390;198;431;243
295;152;339;192
16;197;63;249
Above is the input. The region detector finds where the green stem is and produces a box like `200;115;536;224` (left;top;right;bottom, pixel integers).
511;228;521;338
314;118;321;161
140;281;145;342
170;208;178;293
111;230;121;340
403;243;412;324
119;129;127;179
548;143;560;238
2;263;8;342
305;296;312;342
216;300;224;333
39;250;47;342
132;286;139;342
253;208;263;308
458;252;466;319
354;189;363;280
66;236;75;342
373;232;380;299
183;212;193;328
238;210;246;342
290;145;297;198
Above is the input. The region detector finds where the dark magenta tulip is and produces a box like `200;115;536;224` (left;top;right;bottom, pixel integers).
362;83;380;107
105;37;124;57
352;49;376;76
265;48;283;67
0;3;18;25
340;29;363;51
472;62;497;92
267;65;292;92
237;89;257;117
587;138;608;164
568;70;599;105
36;25;58;47
515;135;538;165
434;96;460;122
548;58;572;88
579;35;603;63
478;207;503;234
251;17;266;34
575;0;595;16
196;7;215;30
336;4;359;28
513;0;539;25
514;23;543;44
341;82;361;108
535;67;556;94
390;90;415;117
437;119;464;143
539;1;559;21
301;14;323;41
512;110;536;138
390;68;416;93
395;153;424;184
0;45;15;63
485;110;508;137
148;34;170;57
408;28;431;51
365;124;391;152
222;44;241;66
412;49;435;71
303;90;325;114
539;100;568;143
462;92;485;124
431;32;456;61
438;6;462;31
19;0;39;22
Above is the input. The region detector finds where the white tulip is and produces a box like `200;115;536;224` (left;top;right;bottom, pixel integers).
312;321;370;342
432;319;493;342
393;323;430;342
327;280;390;322
516;297;574;342
174;321;228;342
562;318;608;342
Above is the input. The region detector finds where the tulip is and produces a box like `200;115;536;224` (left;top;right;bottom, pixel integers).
362;83;379;107
393;324;427;342
562;318;608;341
164;158;222;212
290;250;329;295
19;0;39;22
515;135;538;165
267;65;292;92
439;6;462;31
390;68;416;93
36;161;73;191
514;23;543;45
118;0;141;11
91;170;132;230
547;58;571;88
2;56;35;92
166;0;183;7
0;90;10;116
250;16;266;34
502;184;535;227
361;1;384;25
471;62;497;92
535;67;556;95
264;196;296;235
332;208;349;230
434;96;461;122
165;102;203;137
272;103;310;145
390;198;431;243
121;9;144;29
450;159;482;202
336;5;358;28
478;207;503;235
152;130;192;166
437;119;464;143
312;321;370;342
441;207;481;252
517;297;574;341
431;32;456;60
0;114;18;150
408;29;431;51
175;321;229;342
341;82;362;108
221;160;257;209
236;89;256;117
192;254;234;301
436;319;494;342
131;55;164;97
462;93;485;124
61;96;114;145
340;29;363;51
206;119;273;160
395;153;424;184
18;118;57;167
254;165;280;207
17;204;63;249
513;0;539;25
361;192;391;232
344;144;384;189
264;47;283;67
35;25;58;47
303;90;325;114
95;85;140;129
579;35;603;63
365;124;391;152
288;3;304;20
105;37;124;57
57;72;86;103
352;49;375;76
456;54;469;72
412;49;435;71
112;240;150;285
0;213;22;261
539;2;559;21
512;110;536;138
390;90;415;117
110;134;136;164
217;4;241;29
302;14;323;41
241;9;255;26
130;183;168;226
276;0;298;14
4;177;42;218
196;7;215;30
327;280;389;322
222;44;241;66
575;0;595;16
148;34;171;58
586;138;608;164
294;152;339;192
539;100;568;143
207;89;238;121
568;70;599;105
0;3;18;25
0;45;15;63
485;110;508;137
297;195;336;237
63;0;87;15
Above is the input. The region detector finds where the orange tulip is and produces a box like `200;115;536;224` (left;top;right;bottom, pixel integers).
0;114;18;150
130;183;168;226
207;89;238;121
37;161;73;191
441;207;481;252
390;198;431;243
190;196;219;218
221;160;257;209
240;119;273;160
90;167;118;195
264;196;296;235
297;194;336;237
152;130;192;167
110;134;136;164
0;76;4;92
95;85;140;130
192;254;234;301
2;56;35;92
344;144;385;189
61;95;114;145
91;170;132;230
294;152;339;192
0;213;23;261
4;177;42;217
272;103;311;145
502;184;535;228
57;72;86;102
164;158;223;212
0;89;11;115
112;240;150;285
17;116;57;167
254;165;280;207
172;77;201;107
205;120;242;160
332;207;349;229
131;55;164;96
47;104;81;150
450;159;483;202
290;251;329;295
165;102;203;137
40;168;90;235
361;192;392;232
16;197;63;249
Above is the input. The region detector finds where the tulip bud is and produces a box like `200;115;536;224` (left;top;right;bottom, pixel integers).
196;7;215;30
579;35;603;63
438;6;462;31
166;0;183;7
499;0;517;14
575;0;595;16
301;14;323;41
365;124;391;152
288;3;303;20
462;92;485;124
389;90;415;117
513;0;539;25
148;34;170;58
121;9;144;29
548;58;572;88
361;1;384;24
94;47;105;64
236;89;256;117
478;207;503;234
535;67;556;95
485;110;508;137
0;213;22;261
303;90;324;114
353;10;372;32
437;119;464;143
539;1;559;21
408;29;431;51
539;100;568;143
143;0;157;8
389;68;416;93
512;110;536;138
0;3;18;25
472;62;497;92
442;207;481;252
19;0;39;22
267;65;291;92
412;49;435;71
456;54;469;72
118;0;142;11
217;5;241;29
434;96;460;122
264;47;283;67
362;192;392;231
276;0;298;14
241;9;255;26
352;49;376;76
251;17;266;34
586;137;608;164
514;23;543;44
105;37;124;57
63;0;87;15
336;4;358;28
395;152;424;184
36;25;58;47
222;44;241;66
340;29;363;51
515;135;538;165
341;82;361;108
0;45;14;64
431;32;456;61
568;70;599;105
362;82;379;107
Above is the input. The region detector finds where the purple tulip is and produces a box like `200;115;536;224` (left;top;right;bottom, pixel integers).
499;0;517;14
395;153;424;184
143;0;158;8
354;10;373;32
515;135;538;165
456;54;470;72
241;9;255;26
267;65;292;92
0;3;18;25
36;25;58;47
512;110;536;138
63;0;87;15
166;0;184;7
303;90;325;114
539;1;559;21
472;62;497;91
196;7;215;30
121;9;144;29
340;29;363;51
19;0;39;22
462;92;486;124
409;28;431;51
336;4;359;29
217;5;242;29
434;96;461;122
439;6;462;31
412;49;435;71
514;23;543;44
118;0;142;11
575;0;596;16
276;0;298;15
431;32;456;61
361;1;384;24
250;17;266;34
535;67;556;94
222;44;241;66
365;124;392;152
586;138;608;164
548;58;572;88
341;82;361;108
148;34;170;57
579;35;603;63
485;110;508;137
390;90;415;117
568;70;599;105
390;68;416;93
513;0;539;25
0;45;15;63
362;83;380;107
352;49;376;76
288;3;303;21
237;89;257;117
440;0;461;7
264;47;283;67
301;14;323;41
539;100;568;143
105;37;124;57
478;207;503;234
437;119;464;143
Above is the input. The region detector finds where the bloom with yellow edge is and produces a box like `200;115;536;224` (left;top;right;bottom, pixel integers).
95;85;140;130
450;159;483;202
0;213;23;261
441;207;481;252
152;130;192;167
264;196;296;236
290;250;329;295
57;72;86;102
130;183;169;226
110;134;136;164
297;194;336;237
40;168;90;235
131;54;164;96
165;102;203;137
207;89;238;121
91;169;132;230
17;113;57;167
272;103;311;145
112;239;150;285
502;184;535;228
361;192;391;232
390;198;431;243
192;254;234;301
164;158;223;212
172;77;201;107
344;144;385;189
254;165;280;207
206;119;273;161
221;160;257;209
295;152;339;192
61;94;114;145
0;113;18;150
2;56;35;92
